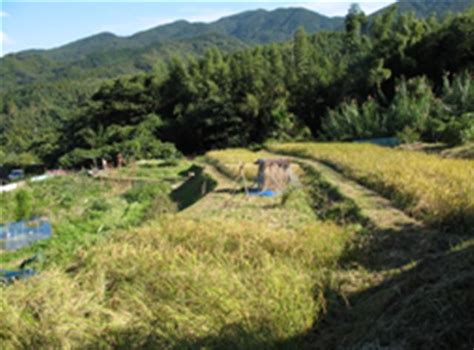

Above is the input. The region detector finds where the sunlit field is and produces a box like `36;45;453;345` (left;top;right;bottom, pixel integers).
268;142;474;232
1;153;354;349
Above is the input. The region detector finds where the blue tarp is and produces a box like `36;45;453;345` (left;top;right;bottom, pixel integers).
248;189;278;197
0;218;52;251
354;137;400;147
0;269;36;284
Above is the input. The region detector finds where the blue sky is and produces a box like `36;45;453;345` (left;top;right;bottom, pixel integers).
0;1;396;56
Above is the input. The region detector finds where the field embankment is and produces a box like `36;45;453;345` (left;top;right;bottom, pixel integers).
266;143;474;348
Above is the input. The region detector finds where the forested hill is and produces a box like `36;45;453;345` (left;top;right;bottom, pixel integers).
373;0;474;18
0;8;342;91
46;8;343;62
3;1;473;91
1;1;473;168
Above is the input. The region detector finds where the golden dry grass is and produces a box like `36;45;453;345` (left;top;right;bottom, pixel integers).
1;153;352;349
268;142;474;231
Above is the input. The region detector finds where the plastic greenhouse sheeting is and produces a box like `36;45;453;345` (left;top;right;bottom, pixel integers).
0;218;52;251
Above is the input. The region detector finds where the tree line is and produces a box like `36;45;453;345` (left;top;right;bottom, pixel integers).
2;5;474;168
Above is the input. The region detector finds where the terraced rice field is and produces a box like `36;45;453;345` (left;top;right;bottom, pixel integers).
268;142;474;232
2;148;472;349
1;153;354;349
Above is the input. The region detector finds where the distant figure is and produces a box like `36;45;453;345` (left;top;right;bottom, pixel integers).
117;153;124;168
101;158;108;170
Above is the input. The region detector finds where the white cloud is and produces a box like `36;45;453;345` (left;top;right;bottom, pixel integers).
0;31;9;44
0;11;9;18
1;31;10;56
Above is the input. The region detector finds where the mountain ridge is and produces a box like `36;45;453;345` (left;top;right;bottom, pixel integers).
1;1;473;92
372;0;474;18
7;7;341;63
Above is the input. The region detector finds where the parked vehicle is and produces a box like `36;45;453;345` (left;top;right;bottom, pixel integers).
8;169;25;181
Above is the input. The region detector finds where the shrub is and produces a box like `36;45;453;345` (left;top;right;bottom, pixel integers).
322;73;474;145
322;98;387;141
121;139;182;162
14;189;33;221
397;126;421;144
388;76;439;134
123;183;167;204
460;113;474;143
431;112;474;145
322;100;359;141
322;77;441;142
442;70;474;116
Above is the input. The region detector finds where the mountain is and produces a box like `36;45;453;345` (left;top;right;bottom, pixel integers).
373;0;474;18
0;7;343;91
212;8;343;44
0;32;246;91
34;8;342;63
3;2;473;92
0;8;345;91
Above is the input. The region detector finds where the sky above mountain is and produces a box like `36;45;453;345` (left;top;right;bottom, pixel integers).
0;1;395;56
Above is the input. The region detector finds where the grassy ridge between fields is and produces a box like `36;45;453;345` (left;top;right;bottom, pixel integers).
1;153;356;349
268;142;474;232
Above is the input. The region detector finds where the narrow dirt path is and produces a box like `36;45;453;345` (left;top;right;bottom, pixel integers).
272;154;442;270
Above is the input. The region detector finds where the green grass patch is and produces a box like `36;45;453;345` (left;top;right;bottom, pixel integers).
0;162;187;269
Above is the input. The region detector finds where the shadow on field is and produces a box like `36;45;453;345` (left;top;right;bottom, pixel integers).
214;188;246;194
271;155;474;349
171;325;301;350
280;211;474;350
170;165;217;210
340;223;470;271
300;243;474;350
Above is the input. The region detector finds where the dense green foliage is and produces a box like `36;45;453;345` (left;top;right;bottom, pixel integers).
13;189;33;221
323;72;474;143
375;0;474;18
60;7;472;162
1;2;473;168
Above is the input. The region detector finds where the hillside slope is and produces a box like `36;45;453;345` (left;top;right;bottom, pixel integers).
3;2;473;92
0;8;341;91
2;2;472;92
373;0;474;18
